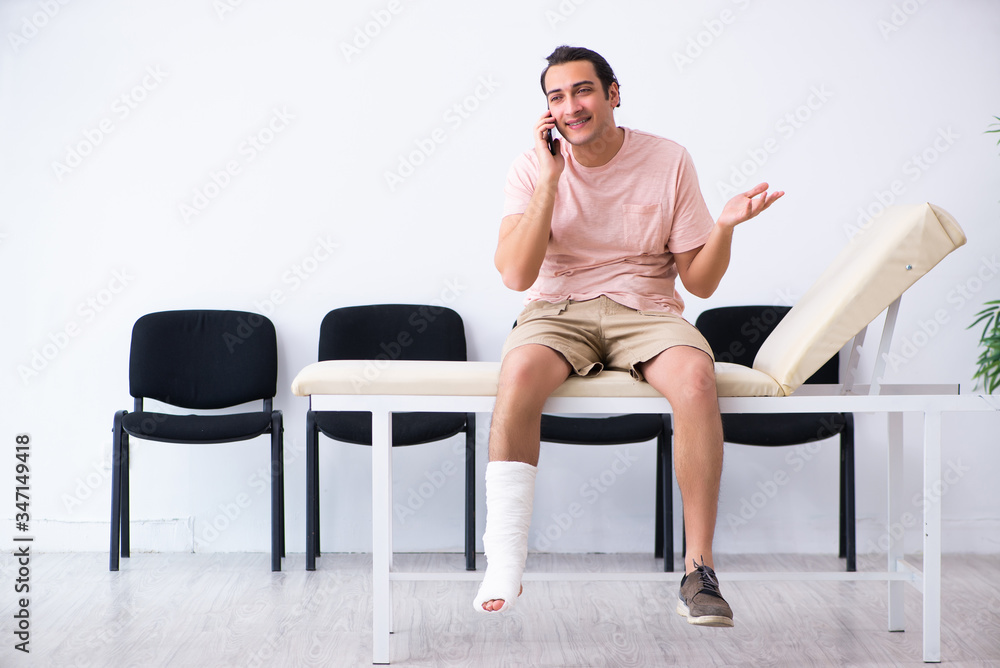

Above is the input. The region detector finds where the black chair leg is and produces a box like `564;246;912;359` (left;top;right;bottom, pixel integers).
110;411;126;571
121;431;130;559
306;411;319;571
465;413;477;571
660;416;673;572
313;427;321;560
655;442;663;560
839;433;847;560
842;414;856;572
270;413;283;572
277;415;286;559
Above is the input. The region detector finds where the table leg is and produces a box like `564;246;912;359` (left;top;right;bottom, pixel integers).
922;411;942;663
887;412;905;632
372;409;392;664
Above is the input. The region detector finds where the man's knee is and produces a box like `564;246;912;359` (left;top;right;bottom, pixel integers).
686;359;718;396
498;345;571;397
644;348;718;407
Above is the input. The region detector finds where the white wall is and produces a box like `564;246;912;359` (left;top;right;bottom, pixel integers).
2;0;999;559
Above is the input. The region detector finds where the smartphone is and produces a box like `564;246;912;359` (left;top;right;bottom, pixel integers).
546;128;558;155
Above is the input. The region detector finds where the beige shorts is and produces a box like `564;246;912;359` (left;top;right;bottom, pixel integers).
501;295;714;381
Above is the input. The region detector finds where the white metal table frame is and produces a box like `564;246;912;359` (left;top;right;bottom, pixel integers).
307;384;998;665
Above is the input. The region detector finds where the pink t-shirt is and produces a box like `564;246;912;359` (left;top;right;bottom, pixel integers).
502;127;715;316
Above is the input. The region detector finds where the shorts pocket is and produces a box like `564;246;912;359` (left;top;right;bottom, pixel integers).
621;203;665;256
515;300;568;327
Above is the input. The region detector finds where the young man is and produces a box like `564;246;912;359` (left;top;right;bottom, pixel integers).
473;46;782;627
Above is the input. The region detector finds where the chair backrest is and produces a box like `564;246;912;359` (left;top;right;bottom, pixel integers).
696;305;838;384
129;310;278;409
318;304;467;363
753;203;966;395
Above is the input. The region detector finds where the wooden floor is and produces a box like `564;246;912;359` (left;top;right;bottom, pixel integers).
4;552;999;667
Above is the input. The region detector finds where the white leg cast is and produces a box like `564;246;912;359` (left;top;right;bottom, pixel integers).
473;461;537;614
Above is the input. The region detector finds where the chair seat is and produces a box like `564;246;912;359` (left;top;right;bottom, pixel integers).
122;411;273;444
312;411;467;446
722;413;847;446
541;414;664;445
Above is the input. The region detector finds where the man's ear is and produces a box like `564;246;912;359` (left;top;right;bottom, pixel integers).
609;82;621;108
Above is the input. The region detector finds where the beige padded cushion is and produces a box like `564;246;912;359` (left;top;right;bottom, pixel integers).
713;362;784;397
753;203;965;395
292;360;501;397
290;360;783;399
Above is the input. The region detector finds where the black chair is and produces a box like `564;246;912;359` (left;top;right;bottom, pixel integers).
695;305;856;571
306;304;476;571
110;310;285;572
539;414;676;571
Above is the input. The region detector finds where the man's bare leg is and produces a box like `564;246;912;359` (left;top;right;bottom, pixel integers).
489;344;572;465
638;345;723;575
478;343;571;612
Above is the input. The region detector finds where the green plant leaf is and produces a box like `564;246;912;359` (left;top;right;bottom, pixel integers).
970;295;1000;392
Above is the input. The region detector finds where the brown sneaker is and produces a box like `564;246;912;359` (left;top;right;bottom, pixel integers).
676;558;734;627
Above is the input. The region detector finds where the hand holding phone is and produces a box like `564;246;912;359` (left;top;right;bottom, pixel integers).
536;111;564;177
546;128;557;156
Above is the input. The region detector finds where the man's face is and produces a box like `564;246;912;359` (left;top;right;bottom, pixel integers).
544;60;618;147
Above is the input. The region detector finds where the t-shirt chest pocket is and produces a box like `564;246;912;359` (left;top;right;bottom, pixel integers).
621;203;665;256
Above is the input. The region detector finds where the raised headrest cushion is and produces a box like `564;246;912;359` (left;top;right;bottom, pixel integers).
753;203;966;396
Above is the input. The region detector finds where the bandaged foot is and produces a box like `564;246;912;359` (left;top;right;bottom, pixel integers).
473;460;537;614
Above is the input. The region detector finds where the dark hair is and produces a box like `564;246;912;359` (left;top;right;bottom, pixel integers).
540;45;620;108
